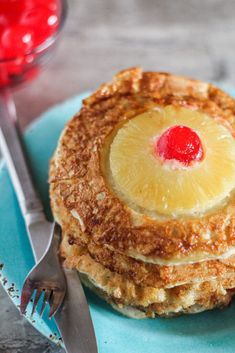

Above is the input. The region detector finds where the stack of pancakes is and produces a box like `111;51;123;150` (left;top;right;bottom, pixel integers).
49;68;235;318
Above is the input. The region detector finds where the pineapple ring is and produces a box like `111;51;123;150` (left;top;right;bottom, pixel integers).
109;105;235;216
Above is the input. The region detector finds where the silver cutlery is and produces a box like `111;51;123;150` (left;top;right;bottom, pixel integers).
20;222;66;318
0;89;98;353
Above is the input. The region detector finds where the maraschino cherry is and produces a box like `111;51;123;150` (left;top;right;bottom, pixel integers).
0;0;61;87
0;0;60;59
155;125;204;166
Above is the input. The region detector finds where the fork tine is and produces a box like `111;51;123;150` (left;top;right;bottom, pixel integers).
31;288;43;317
40;289;52;316
20;279;34;315
49;290;65;318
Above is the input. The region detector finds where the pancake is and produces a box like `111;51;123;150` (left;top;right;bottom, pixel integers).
51;189;235;289
80;274;235;318
50;67;235;264
60;233;235;318
49;67;235;317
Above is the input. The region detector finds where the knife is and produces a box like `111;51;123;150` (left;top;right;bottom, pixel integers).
0;89;98;353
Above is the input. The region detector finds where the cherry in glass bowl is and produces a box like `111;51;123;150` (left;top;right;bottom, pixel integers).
0;0;67;89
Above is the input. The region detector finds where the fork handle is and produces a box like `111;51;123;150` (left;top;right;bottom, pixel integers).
0;89;45;224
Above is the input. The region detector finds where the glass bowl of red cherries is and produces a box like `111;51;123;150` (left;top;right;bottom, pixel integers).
0;0;67;89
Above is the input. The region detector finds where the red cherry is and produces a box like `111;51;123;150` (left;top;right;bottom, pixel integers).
0;1;25;25
0;62;9;87
1;24;34;58
155;125;204;166
0;0;60;86
20;3;59;47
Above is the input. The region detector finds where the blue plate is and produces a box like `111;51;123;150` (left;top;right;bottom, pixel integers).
1;90;235;353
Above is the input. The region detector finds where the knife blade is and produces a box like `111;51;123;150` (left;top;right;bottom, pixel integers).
55;269;98;353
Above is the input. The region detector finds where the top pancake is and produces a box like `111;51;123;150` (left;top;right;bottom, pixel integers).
49;67;235;265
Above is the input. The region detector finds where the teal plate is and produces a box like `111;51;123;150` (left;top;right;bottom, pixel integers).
1;90;235;353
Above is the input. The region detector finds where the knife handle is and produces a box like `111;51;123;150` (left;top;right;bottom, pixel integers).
0;89;45;225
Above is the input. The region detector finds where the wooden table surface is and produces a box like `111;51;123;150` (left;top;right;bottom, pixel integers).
1;0;235;351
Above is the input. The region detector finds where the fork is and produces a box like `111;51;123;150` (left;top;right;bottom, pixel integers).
20;222;66;317
0;90;66;318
